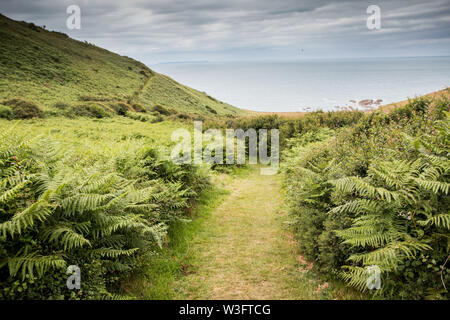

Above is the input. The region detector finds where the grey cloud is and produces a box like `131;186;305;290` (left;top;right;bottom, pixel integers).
0;0;449;63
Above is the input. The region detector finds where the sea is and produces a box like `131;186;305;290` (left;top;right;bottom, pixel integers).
151;56;450;112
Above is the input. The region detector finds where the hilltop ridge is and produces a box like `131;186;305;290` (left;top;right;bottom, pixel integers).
0;13;243;118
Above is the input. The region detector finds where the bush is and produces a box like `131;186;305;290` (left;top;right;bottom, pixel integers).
109;102;135;116
282;98;450;299
215;110;364;150
71;103;113;118
125;111;151;122
3;98;43;119
205;105;217;114
151;115;164;123
79;95;111;102
0;104;13;119
0;128;209;299
151;105;171;116
53;102;71;110
131;103;147;113
176;113;191;120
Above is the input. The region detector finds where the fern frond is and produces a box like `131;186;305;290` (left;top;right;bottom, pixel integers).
417;213;450;229
8;252;66;280
414;178;450;195
0;180;31;204
348;240;431;269
0;195;52;236
41;225;91;250
90;247;139;258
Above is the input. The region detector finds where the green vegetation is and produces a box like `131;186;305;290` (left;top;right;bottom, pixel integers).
169;167;360;300
121;182;229;299
123;167;361;300
2;99;43;119
0;14;243;118
282;94;450;299
1;95;447;300
0;12;243;299
0;119;209;299
0;13;448;300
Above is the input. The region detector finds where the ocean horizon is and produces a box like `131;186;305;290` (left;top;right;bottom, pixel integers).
151;56;450;112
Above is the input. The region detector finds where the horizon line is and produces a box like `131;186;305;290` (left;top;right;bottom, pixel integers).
151;55;450;66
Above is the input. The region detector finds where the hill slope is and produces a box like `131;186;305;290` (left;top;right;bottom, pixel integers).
0;14;243;117
377;87;450;113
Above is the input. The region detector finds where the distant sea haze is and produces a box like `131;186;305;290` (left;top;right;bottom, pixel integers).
152;57;450;112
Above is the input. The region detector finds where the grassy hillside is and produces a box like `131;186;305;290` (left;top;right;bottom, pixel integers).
0;14;243;118
378;87;450;113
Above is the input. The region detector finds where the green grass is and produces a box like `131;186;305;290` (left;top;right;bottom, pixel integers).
120;182;230;299
122;166;363;300
0;117;187;155
0;14;245;117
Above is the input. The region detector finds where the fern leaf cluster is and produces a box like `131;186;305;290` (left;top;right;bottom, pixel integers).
0;125;209;299
283;97;450;299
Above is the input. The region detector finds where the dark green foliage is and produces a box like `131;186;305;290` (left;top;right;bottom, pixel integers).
2;98;43;119
283;97;450;299
131;103;147;113
109;102;135;116
53;102;71;110
0;125;209;299
151;105;170;116
125;111;151;122
176;113;191;120
0;105;13;120
79;95;113;102
205;105;217;114
151;115;164;123
69;103;113;118
212;110;364;150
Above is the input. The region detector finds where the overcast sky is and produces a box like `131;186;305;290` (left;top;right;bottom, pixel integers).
1;0;449;64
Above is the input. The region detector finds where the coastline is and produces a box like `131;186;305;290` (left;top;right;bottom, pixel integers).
241;87;450;118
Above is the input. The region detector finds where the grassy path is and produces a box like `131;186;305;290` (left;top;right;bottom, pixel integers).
129;74;154;103
172;167;340;300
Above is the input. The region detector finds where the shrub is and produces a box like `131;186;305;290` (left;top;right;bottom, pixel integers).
0;104;13;119
79;95;111;102
109;102;135;116
151;115;164;123
3;98;43;119
125;111;151;122
71;103;113;118
282;98;450;299
27;22;40;32
176;113;191;120
151;105;171;116
53;102;70;110
131;103;147;113
0;128;209;299
217;110;364;150
205;105;217;114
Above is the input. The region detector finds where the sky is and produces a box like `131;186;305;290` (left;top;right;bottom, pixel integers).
0;0;449;65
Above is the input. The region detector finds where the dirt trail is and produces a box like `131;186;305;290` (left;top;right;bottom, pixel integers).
174;167;328;300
